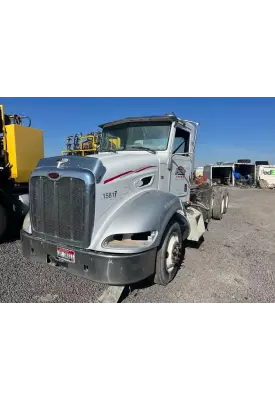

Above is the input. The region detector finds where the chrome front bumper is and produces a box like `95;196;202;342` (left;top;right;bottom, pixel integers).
21;231;157;285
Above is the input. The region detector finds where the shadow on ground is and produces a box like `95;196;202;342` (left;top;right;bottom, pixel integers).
0;219;22;245
120;244;190;302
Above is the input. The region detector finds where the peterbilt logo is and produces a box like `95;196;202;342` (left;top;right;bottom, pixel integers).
175;166;186;178
57;158;69;168
48;172;60;180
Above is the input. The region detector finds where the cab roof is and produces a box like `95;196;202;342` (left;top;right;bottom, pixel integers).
99;115;179;129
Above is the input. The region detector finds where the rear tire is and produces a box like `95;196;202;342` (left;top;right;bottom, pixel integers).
154;220;183;286
0;204;8;242
223;189;229;214
209;191;214;220
212;188;224;220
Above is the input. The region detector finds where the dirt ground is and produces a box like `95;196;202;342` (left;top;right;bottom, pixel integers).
1;188;275;303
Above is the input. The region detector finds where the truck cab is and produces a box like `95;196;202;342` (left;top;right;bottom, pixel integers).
98;115;198;202
21;114;228;286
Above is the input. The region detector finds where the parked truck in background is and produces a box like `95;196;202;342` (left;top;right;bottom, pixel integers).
0;105;44;240
21;114;229;286
256;164;275;189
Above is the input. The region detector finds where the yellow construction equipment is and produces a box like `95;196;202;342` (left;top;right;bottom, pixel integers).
108;137;121;149
62;133;98;156
62;132;121;156
0;104;44;240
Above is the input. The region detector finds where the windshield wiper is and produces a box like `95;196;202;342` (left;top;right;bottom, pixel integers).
127;146;156;154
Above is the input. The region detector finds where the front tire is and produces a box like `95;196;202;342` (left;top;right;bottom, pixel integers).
154;220;183;286
223;190;229;214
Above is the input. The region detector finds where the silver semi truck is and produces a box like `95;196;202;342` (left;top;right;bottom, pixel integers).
21;114;228;286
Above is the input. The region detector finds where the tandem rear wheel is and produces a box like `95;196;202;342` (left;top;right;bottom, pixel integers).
212;187;229;220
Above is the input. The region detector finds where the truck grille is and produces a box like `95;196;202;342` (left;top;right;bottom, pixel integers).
30;175;93;246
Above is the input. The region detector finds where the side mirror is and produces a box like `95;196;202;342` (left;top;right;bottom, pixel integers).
168;156;174;171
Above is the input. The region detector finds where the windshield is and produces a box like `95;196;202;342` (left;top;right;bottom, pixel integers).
100;122;171;152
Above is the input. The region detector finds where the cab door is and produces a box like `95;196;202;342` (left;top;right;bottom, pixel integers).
169;126;192;202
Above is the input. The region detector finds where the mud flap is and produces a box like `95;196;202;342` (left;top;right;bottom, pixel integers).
186;206;206;242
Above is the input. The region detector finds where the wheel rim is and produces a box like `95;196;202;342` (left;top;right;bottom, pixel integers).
225;194;229;209
221;198;225;214
165;232;181;273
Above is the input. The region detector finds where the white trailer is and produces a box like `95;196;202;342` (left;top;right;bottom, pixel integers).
204;162;257;187
256;165;275;188
203;164;234;186
233;162;256;185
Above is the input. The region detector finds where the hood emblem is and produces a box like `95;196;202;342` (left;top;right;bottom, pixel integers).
57;158;69;168
48;172;60;180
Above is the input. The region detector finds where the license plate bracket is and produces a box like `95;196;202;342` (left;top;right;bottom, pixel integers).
57;247;75;263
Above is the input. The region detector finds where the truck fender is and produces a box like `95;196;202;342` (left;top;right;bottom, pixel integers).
93;190;189;253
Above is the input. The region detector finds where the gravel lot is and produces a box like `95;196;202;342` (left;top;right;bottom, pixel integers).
1;188;275;303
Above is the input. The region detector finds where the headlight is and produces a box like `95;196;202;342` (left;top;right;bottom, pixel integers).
102;231;158;250
22;212;32;234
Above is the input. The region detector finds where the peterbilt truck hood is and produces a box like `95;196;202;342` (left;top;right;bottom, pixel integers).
88;152;159;184
34;152;159;184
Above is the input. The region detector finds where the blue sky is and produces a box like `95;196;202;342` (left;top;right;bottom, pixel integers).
1;97;274;166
